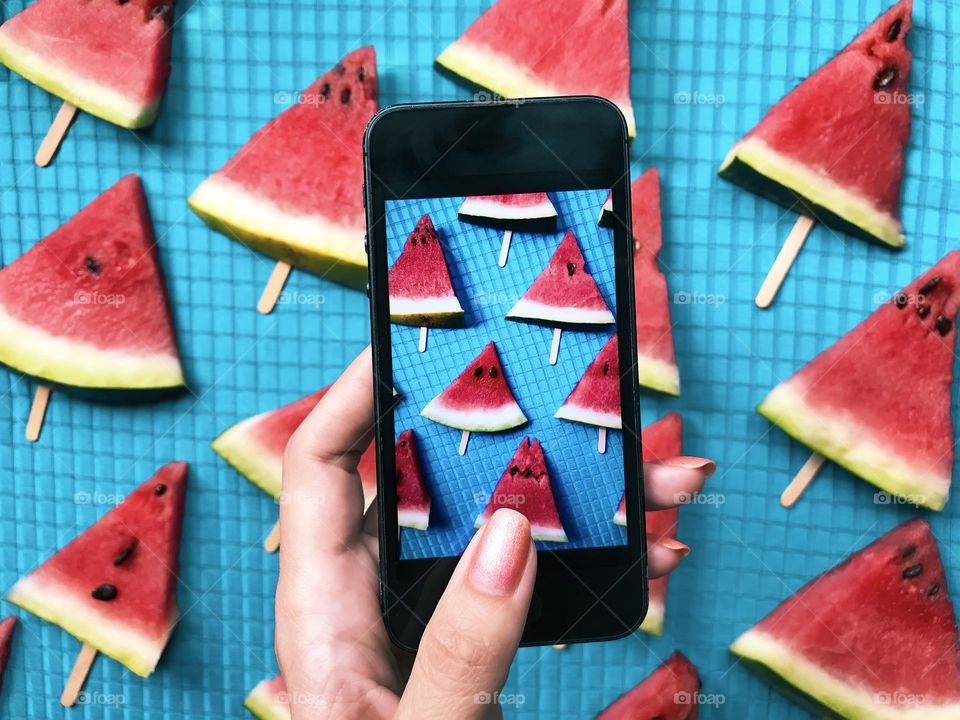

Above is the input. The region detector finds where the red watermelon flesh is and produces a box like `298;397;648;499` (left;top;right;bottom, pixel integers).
458;193;558;233
731;519;960;717
7;462;188;677
388;215;465;327
421;341;527;432
475;437;567;542
436;0;635;137
507;230;614;326
0;175;184;391
555;333;621;429
596;651;701;719
189;47;378;289
720;1;913;248
395;430;431;530
759;251;960;511
0;0;174;128
244;675;290;720
0;616;15;694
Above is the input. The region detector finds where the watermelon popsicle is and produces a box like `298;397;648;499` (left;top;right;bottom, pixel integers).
720;0;913;308
555;333;620;453
0;616;16;695
595;652;700;719
507;230;614;365
395;430;432;530
458;193;558;267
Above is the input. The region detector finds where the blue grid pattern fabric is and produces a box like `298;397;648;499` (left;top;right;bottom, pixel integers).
0;0;956;718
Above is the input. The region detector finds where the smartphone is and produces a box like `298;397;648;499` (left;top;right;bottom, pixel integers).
363;97;645;651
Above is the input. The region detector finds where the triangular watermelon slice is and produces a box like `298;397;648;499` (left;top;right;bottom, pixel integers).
475;437;567;542
436;0;635;137
0;175;184;392
507;231;614;326
0;616;16;694
395;430;431;530
731;519;960;719
189;47;378;289
244;675;290;720
599;170;679;395
595;651;701;719
555;333;621;429
759;251;960;510
613;412;683;636
458;193;558;233
0;0;174;128
388;215;465;327
213;386;376;509
719;0;913;247
421;341;527;432
7;462;188;677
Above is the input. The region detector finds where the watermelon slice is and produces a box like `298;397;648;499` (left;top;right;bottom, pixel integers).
395;430;431;530
0;616;15;694
596;651;701;719
0;175;184;392
731;519;960;719
421;342;527;432
458;193;558;233
388;215;465;327
189;47;378;289
613;412;683;636
244;675;290;720
475;437;567;543
507;231;614;326
212;386;377;509
0;0;174;129
719;1;913;248
7;462;188;677
600;169;680;395
436;0;635;137
759;251;960;511
555;333;621;429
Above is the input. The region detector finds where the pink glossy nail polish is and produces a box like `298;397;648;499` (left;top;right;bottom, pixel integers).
469;509;531;596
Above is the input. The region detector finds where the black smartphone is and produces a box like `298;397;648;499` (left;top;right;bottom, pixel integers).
363;97;645;651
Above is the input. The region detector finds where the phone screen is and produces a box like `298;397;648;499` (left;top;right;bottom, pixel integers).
385;188;626;560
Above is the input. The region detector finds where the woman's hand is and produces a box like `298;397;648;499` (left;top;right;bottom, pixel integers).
276;347;714;719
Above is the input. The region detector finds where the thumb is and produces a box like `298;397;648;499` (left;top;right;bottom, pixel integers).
396;509;536;720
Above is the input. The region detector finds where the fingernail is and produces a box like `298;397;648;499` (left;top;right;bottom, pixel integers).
654;537;691;557
469;509;531;597
664;456;716;477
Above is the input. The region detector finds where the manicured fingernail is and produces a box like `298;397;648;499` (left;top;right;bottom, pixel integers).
654;537;691;557
469;509;531;597
664;456;716;477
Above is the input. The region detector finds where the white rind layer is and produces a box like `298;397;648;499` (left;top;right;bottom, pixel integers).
390;295;464;319
244;682;291;720
421;398;526;432
459;196;557;222
554;403;621;430
637;354;681;397
211;416;282;499
0;303;184;390
731;629;960;720
397;509;430;531
476;515;568;543
639;598;664;636
507;298;614;325
7;574;174;677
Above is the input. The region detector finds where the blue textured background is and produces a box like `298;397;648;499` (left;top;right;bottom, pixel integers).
0;0;957;717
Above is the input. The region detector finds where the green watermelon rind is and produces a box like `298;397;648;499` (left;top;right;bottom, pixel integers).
507;298;615;326
554;403;621;430
6;575;174;678
421;397;527;433
638;353;680;397
759;382;949;511
638;597;664;637
475;514;568;543
436;41;637;138
0;304;185;390
212;416;283;500
188;176;368;290
390;296;465;328
397;508;430;532
0;33;160;129
244;681;290;720
731;628;960;720
719;138;905;248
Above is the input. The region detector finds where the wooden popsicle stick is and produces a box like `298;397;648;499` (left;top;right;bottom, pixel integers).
498;230;513;268
36;101;77;168
263;520;281;553
549;327;562;365
418;326;428;353
61;642;97;707
26;385;52;442
780;452;826;508
598;427;607;455
257;261;292;315
458;430;470;456
755;215;816;309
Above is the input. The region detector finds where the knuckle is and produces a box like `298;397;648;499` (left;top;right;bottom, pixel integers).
418;616;493;689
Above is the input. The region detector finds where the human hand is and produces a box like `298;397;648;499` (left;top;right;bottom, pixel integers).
275;347;714;719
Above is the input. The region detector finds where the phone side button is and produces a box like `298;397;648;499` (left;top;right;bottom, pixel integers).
365;282;371;298
364;234;369;255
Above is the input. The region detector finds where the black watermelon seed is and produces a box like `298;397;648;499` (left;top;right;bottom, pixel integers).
902;544;917;559
918;305;931;319
118;0;129;4
358;66;365;83
874;65;898;91
522;468;533;478
154;484;167;496
928;583;942;598
488;367;499;379
113;542;137;567
919;276;942;295
936;316;953;336
887;18;903;42
602;362;610;375
400;439;407;448
566;263;577;276
320;83;330;98
903;563;923;579
341;88;351;105
510;465;519;476
894;293;908;309
85;256;102;275
473;366;483;377
333;63;346;76
150;4;172;24
92;584;118;601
